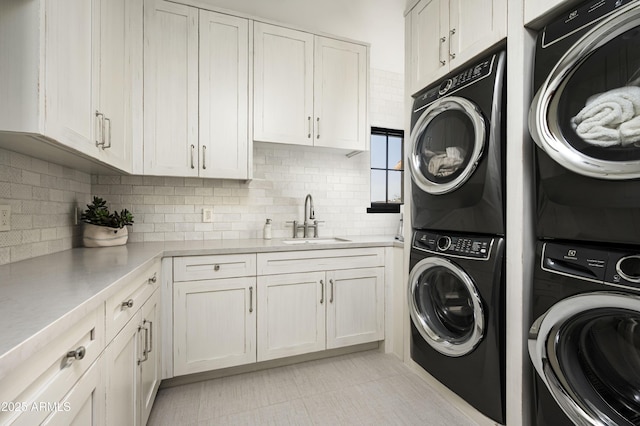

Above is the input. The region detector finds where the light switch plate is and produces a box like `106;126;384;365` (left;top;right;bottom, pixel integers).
0;205;10;231
202;208;213;223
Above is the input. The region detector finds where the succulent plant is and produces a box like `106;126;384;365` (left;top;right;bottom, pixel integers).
81;196;134;229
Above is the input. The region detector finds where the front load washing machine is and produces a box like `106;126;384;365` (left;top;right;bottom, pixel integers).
408;229;505;424
529;0;640;245
529;240;640;426
409;48;506;235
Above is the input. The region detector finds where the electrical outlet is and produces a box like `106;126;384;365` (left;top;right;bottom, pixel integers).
202;208;213;223
0;205;10;231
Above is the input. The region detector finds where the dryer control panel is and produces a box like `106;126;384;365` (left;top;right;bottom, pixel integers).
413;230;493;260
413;54;496;110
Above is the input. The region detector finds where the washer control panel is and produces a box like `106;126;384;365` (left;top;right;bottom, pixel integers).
413;231;493;259
414;53;496;108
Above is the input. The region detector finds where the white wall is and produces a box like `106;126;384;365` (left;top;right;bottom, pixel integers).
195;0;405;74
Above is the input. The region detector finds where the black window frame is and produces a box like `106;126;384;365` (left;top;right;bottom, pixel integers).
368;127;405;214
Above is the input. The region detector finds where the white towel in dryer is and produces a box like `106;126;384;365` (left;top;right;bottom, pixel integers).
571;86;640;147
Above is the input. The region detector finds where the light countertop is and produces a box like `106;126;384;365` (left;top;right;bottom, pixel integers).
0;236;402;377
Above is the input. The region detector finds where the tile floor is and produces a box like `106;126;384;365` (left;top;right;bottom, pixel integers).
148;350;476;425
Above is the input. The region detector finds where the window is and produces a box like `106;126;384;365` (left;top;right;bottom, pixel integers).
368;127;404;213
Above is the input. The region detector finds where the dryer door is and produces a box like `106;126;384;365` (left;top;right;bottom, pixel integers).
528;292;640;426
408;96;486;195
530;2;640;179
408;257;484;356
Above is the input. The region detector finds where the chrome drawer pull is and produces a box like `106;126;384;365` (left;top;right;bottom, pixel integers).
214;264;220;271
122;299;134;309
66;346;86;363
149;273;157;284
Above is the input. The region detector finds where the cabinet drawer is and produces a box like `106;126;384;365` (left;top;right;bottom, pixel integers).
0;306;105;426
106;259;160;342
173;254;256;281
257;248;385;275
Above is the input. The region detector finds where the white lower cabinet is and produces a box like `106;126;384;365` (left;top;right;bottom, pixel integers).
174;277;257;375
257;271;326;361
326;268;385;349
170;248;386;374
0;306;105;426
257;266;385;362
41;357;105;426
106;289;161;426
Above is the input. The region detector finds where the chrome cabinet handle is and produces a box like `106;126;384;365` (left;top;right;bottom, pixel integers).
66;346;86;363
316;117;320;139
320;279;324;304
449;29;456;59
307;116;312;138
145;319;153;354
137;325;149;365
439;36;447;65
249;286;253;313
190;144;195;169
330;279;334;303
102;117;112;149
95;111;105;147
202;145;207;170
149;273;157;284
122;299;134;309
214;264;220;271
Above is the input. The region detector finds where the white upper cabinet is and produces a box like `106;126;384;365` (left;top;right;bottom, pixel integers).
144;1;199;177
96;0;142;172
253;23;315;146
314;37;367;151
0;0;141;172
254;22;368;151
44;0;95;155
144;0;250;179
408;0;506;93
199;10;250;179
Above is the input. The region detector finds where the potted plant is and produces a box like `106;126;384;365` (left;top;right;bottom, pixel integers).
81;196;134;247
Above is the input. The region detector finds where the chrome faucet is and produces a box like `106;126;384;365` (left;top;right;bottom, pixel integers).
304;194;315;224
288;194;322;238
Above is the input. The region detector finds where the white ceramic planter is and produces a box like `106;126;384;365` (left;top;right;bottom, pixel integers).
83;224;129;247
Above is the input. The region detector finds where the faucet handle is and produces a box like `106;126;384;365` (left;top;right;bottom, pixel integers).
286;220;299;238
312;220;324;238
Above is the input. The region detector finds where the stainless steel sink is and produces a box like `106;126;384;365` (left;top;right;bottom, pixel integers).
282;237;351;244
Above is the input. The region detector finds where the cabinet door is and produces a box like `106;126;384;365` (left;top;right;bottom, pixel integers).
409;0;448;93
257;272;326;361
41;358;105;426
314;37;367;151
174;277;257;375
326;268;384;349
106;312;141;426
44;0;97;156
139;290;161;426
97;0;142;172
143;0;198;176
253;22;314;146
448;0;506;69
199;11;250;179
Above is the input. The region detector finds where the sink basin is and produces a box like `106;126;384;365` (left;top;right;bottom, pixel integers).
282;237;351;244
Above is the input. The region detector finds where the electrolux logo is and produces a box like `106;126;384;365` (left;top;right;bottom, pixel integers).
564;249;578;260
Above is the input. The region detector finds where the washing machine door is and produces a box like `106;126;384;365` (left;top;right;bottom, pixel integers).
528;292;640;426
529;2;640;180
408;96;486;195
408;257;485;356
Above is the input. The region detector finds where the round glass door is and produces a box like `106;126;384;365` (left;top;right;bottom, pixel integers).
408;97;486;195
529;292;640;425
530;3;640;179
408;257;484;356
